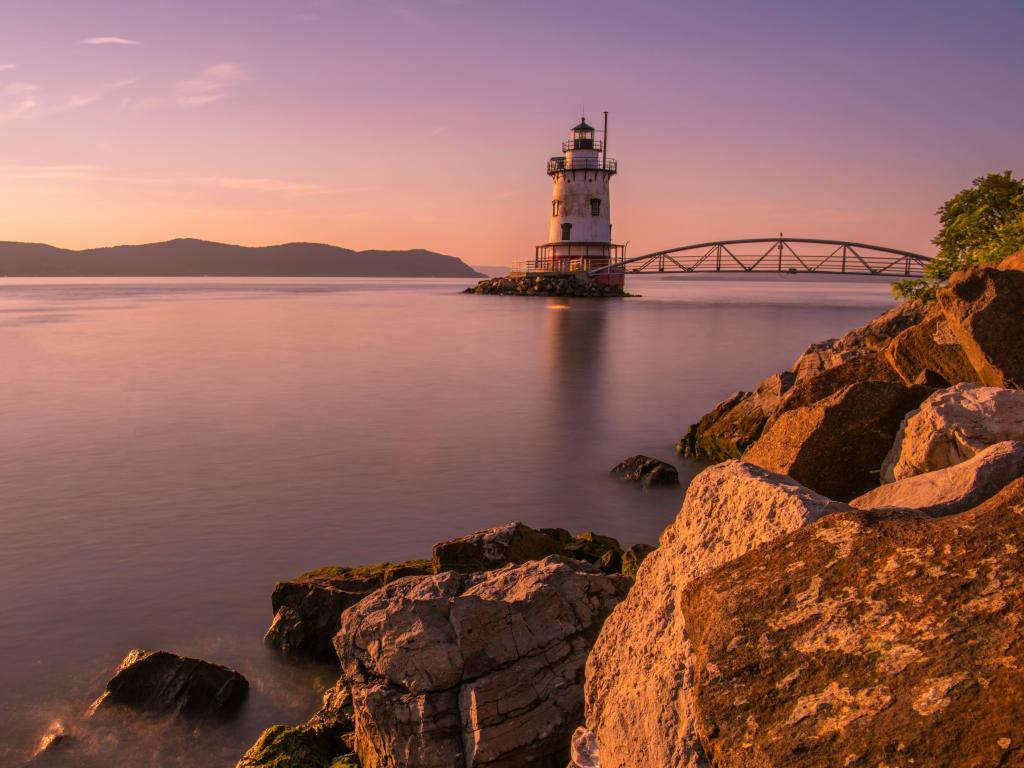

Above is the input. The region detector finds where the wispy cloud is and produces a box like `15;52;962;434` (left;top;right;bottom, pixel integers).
0;164;332;198
0;64;15;72
81;36;141;46
56;77;138;113
174;62;244;107
0;82;38;124
211;176;332;197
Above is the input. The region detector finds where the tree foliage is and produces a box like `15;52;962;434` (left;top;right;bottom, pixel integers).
893;171;1024;301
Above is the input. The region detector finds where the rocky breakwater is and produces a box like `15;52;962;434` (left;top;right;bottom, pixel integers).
241;522;646;768
464;274;629;298
577;258;1024;766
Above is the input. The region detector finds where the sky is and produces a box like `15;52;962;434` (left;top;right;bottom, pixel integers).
0;0;1021;265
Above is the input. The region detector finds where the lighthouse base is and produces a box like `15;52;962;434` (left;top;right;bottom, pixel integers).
465;272;631;298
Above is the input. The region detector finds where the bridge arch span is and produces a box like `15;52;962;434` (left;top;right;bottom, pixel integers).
588;237;932;278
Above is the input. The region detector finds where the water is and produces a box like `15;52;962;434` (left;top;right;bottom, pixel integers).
0;275;896;765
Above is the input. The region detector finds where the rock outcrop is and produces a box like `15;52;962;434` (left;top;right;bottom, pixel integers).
938;265;1024;388
742;381;932;501
881;383;1024;481
335;556;628;768
583;462;846;768
266;560;433;660
884;307;979;387
681;478;1024;768
431;523;569;574
88;649;248;718
775;352;902;416
609;455;679;487
853;440;1024;517
236;725;341;768
677;373;795;462
465;275;629;298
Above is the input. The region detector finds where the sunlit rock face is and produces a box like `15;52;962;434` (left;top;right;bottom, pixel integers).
682;478;1024;768
938;266;1024;389
583;462;845;768
881;383;1024;482
333;556;628;768
742;380;932;502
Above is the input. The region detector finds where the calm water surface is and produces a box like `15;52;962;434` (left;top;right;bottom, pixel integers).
0;275;896;765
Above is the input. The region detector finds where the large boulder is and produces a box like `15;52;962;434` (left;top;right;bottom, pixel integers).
853;441;1024;517
609;455;679;487
775;352;902;417
742;381;932;501
938;265;1024;388
88;649;248;718
266;560;433;660
583;462;846;768
836;299;928;352
335;557;628;768
431;522;567;574
236;725;339;768
884;306;980;387
881;383;1024;481
678;373;794;462
681;478;1024;768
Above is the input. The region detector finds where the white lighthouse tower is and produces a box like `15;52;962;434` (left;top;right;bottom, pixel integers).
538;113;623;286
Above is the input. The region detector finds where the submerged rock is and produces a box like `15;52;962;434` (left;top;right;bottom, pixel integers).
882;383;1024;482
681;478;1024;768
431;522;566;574
265;560;434;660
584;462;845;768
743;381;932;501
938;265;1024;388
88;649;248;719
620;543;655;579
854;440;1024;517
609;455;679;487
335;556;628;768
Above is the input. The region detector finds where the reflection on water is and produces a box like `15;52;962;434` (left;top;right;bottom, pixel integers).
0;276;896;766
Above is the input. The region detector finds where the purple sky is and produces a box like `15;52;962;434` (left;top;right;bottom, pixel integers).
0;0;1021;264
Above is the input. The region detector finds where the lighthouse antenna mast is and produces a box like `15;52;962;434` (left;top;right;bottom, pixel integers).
602;111;609;168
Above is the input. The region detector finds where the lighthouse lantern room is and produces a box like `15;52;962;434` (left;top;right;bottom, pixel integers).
535;112;624;286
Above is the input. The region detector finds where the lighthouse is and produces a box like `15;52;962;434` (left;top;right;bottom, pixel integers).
538;112;624;286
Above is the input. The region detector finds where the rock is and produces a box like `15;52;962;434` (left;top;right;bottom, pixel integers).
583;462;846;768
27;721;69;764
681;478;1024;768
609;455;679;487
88;649;248;718
1000;249;1024;271
236;725;338;768
678;373;795;462
853;441;1024;517
884;306;980;387
569;727;599;768
266;560;434;660
742;381;932;501
881;383;1024;481
620;543;655;579
308;680;356;738
789;339;856;383
335;556;628;768
938;265;1024;388
776;352;901;416
465;275;629;298
432;522;567;574
836;299;928;352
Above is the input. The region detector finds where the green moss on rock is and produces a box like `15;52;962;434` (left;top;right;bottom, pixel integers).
235;725;334;768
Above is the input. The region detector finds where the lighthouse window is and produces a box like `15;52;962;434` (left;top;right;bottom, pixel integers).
552;200;560;217
561;223;572;241
591;198;601;216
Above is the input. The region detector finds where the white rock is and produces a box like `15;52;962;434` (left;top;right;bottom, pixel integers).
854;441;1024;517
583;461;847;768
881;383;1024;482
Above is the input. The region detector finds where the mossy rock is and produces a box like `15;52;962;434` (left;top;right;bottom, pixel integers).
236;725;334;768
330;755;361;767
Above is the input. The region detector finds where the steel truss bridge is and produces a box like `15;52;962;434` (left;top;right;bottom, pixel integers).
587;237;932;278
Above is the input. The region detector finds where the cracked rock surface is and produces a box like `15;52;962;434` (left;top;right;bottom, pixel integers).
333;556;628;768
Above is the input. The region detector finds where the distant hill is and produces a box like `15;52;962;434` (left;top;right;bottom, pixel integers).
0;239;486;278
471;265;513;277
